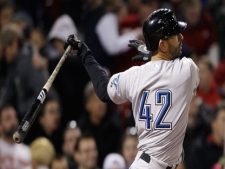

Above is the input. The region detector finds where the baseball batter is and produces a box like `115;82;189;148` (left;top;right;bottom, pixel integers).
65;8;199;169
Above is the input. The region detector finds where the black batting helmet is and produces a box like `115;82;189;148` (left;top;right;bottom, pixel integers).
143;8;187;51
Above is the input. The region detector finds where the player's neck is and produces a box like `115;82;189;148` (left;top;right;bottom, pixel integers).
151;53;172;61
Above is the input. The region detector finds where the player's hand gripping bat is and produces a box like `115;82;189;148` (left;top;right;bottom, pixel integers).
13;37;77;143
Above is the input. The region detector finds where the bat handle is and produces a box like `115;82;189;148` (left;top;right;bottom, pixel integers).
43;45;71;91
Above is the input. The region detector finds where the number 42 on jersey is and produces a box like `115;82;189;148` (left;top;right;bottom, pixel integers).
138;90;172;130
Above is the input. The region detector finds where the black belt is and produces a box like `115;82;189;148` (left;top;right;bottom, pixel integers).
140;152;173;169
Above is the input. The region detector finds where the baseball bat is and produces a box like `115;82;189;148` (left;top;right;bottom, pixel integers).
13;45;72;144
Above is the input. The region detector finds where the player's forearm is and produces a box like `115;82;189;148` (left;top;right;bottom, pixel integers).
81;49;112;102
64;35;112;102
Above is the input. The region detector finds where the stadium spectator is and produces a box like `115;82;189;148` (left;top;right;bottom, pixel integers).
181;0;219;67
82;0;142;72
214;59;225;99
47;14;78;60
0;104;31;169
176;163;185;169
197;58;221;109
0;122;1;137
120;128;138;169
47;14;90;124
0;23;57;120
183;96;211;167
24;97;63;154
29;28;49;71
187;103;225;169
74;134;99;169
211;155;225;169
25;137;55;169
102;153;126;169
50;155;69;169
62;120;81;169
13;11;34;40
0;3;14;29
78;81;122;167
206;0;225;59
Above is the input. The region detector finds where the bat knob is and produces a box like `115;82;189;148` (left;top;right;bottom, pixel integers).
13;131;22;144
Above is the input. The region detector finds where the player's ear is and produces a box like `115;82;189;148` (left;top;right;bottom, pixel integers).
158;40;167;53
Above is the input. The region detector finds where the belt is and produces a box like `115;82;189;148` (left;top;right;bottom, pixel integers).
140;152;175;169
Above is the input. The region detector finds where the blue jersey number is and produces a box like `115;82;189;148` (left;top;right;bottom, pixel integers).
138;90;172;130
138;91;153;130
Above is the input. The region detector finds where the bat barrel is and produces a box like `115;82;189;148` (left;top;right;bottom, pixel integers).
13;89;46;143
13;131;22;143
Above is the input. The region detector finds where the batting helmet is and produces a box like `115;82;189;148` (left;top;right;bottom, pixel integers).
143;8;187;51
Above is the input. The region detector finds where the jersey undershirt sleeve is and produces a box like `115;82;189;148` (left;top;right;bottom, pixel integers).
79;41;138;104
79;45;111;102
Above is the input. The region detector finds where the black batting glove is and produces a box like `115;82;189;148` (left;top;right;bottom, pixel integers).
128;39;151;62
64;34;82;53
64;34;92;64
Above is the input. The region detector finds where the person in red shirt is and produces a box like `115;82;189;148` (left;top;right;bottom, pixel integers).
197;58;221;108
187;103;225;169
181;0;217;56
214;59;225;99
115;0;160;73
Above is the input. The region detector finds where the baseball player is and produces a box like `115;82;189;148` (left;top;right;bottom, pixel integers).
64;8;199;169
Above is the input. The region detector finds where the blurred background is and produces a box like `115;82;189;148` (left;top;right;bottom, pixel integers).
0;0;225;169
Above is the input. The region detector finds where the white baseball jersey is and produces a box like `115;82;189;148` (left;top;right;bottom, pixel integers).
107;57;199;166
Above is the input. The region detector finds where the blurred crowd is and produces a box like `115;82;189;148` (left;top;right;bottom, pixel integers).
0;0;225;169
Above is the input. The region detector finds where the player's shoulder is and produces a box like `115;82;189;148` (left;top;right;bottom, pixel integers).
180;57;196;64
177;57;198;68
116;65;143;82
123;65;140;74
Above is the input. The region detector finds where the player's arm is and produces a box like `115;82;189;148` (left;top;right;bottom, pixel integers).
64;35;112;102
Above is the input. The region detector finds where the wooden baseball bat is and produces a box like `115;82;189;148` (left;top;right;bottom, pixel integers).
13;45;72;143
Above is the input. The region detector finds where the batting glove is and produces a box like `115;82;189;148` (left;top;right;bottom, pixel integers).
128;39;151;62
64;34;92;63
64;34;83;56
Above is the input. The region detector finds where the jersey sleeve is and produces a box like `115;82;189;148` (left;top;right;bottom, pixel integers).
107;67;137;104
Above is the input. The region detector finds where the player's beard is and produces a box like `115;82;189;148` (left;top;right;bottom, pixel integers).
168;42;182;59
